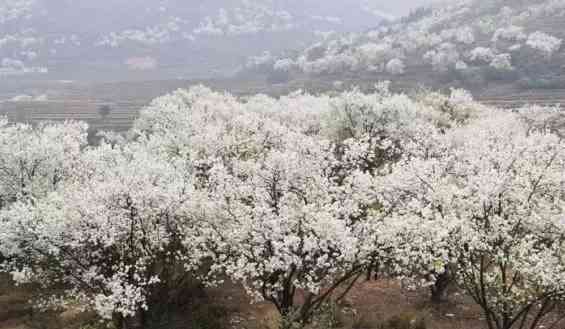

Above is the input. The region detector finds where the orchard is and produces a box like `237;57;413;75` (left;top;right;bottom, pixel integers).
1;85;564;329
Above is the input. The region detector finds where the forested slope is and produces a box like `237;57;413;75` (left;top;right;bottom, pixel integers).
243;0;565;102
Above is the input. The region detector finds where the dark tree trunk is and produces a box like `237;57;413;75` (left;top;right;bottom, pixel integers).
116;310;145;329
431;269;452;303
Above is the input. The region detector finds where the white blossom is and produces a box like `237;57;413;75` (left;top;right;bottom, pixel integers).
468;47;496;63
526;31;563;58
385;58;405;75
490;53;513;70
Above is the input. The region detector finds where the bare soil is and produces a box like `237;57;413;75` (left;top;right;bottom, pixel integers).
0;274;486;329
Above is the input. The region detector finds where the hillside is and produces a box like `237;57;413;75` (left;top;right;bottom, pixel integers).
0;0;403;81
2;0;565;135
243;0;565;101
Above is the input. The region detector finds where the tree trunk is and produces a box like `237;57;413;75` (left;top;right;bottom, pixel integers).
117;310;145;329
430;270;452;303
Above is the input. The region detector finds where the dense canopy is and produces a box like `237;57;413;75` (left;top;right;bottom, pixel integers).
1;84;564;329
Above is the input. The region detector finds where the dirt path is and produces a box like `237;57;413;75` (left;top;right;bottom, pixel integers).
2;276;563;329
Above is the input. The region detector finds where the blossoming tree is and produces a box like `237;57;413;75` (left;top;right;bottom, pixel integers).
381;111;565;329
0;119;87;208
1;139;202;329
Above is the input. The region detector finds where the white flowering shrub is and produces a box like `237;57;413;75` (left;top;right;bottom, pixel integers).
423;43;460;72
454;26;475;44
490;53;513;70
455;60;468;70
468;46;496;63
492;25;527;43
526;31;563;58
274;58;296;72
358;42;394;67
132;86;294;172
385;58;405;75
244;91;331;136
193;3;294;37
0;0;35;24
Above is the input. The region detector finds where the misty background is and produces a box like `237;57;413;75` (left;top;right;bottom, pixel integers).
1;0;440;81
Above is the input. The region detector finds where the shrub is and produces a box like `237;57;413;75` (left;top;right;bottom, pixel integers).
97;105;112;119
379;312;427;329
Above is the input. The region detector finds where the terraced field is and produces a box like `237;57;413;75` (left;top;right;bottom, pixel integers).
0;100;139;131
0;78;279;132
1;77;564;134
479;90;565;108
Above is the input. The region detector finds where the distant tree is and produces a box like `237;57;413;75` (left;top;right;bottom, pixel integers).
468;47;496;63
454;26;475;45
98;104;112;120
526;31;563;59
386;58;405;75
274;58;295;72
490;53;514;71
87;125;102;145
